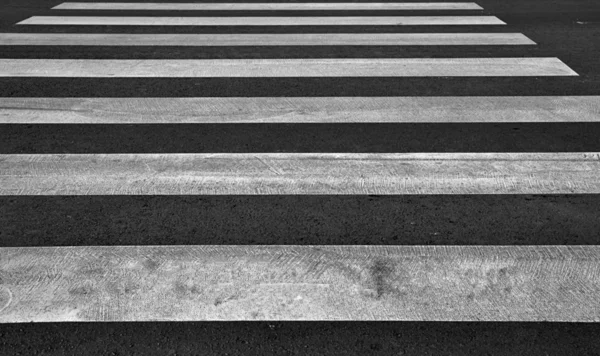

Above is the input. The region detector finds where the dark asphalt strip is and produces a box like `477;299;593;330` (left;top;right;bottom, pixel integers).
0;45;556;59
2;195;599;246
2;123;600;153
2;77;599;96
1;322;599;356
6;8;600;22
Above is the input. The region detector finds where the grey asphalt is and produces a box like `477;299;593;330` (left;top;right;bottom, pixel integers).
1;0;600;354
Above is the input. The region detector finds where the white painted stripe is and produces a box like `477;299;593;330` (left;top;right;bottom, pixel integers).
1;153;599;195
1;96;597;123
0;58;577;77
0;33;535;46
52;2;484;10
17;16;506;26
1;245;598;322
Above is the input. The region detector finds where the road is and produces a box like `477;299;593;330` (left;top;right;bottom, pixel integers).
1;0;600;354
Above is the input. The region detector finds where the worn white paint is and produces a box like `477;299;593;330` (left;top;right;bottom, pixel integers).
0;245;598;322
1;153;599;195
17;16;506;26
0;58;577;77
0;33;535;46
52;2;484;10
1;96;597;123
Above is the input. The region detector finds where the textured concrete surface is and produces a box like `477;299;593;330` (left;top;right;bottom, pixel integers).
0;32;536;46
8;96;600;124
53;2;485;11
2;245;599;322
2;153;600;195
18;15;506;26
0;57;577;77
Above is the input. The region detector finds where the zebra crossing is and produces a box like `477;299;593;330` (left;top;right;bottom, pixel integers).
1;1;599;324
50;2;485;10
18;15;507;26
0;58;578;77
0;33;537;46
2;96;599;123
2;245;598;322
2;152;600;195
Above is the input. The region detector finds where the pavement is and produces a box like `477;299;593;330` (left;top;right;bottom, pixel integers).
1;0;600;354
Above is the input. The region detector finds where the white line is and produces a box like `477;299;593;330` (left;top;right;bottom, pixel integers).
0;33;535;46
52;2;484;10
0;287;12;315
0;58;577;77
1;96;597;123
1;245;598;322
17;16;506;26
1;153;599;195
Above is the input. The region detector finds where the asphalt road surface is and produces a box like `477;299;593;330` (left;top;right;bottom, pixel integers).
1;0;600;354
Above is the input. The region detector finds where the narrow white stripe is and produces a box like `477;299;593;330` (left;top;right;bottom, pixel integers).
1;96;597;123
52;2;484;10
1;245;598;322
0;33;535;46
1;153;599;195
0;58;577;77
17;16;506;26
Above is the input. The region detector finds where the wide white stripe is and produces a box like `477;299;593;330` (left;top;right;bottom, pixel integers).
1;96;597;123
52;2;484;10
1;153;599;195
17;16;506;26
1;245;598;322
0;33;535;46
0;58;577;77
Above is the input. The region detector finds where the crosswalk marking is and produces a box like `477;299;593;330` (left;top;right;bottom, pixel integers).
1;0;596;326
0;58;577;77
52;2;485;11
17;16;506;26
1;96;597;123
0;33;536;46
2;153;599;195
1;245;598;322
